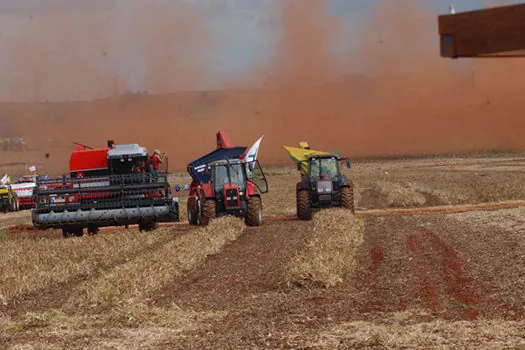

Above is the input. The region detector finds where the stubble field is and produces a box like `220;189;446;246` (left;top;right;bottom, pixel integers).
0;153;524;349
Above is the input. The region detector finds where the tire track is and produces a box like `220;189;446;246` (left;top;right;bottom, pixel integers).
406;227;478;320
358;200;525;217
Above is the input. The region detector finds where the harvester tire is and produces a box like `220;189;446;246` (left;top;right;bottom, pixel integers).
297;189;312;220
139;220;157;232
341;185;355;214
246;196;262;227
200;199;216;226
187;197;198;225
87;225;99;235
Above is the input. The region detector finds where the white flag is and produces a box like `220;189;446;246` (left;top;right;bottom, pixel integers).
244;135;264;163
28;165;36;172
1;174;7;185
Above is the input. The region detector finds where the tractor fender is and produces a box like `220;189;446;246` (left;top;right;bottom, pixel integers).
296;180;309;191
246;181;259;198
199;183;214;198
342;178;354;188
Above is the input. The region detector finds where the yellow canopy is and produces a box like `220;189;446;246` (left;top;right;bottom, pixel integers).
282;145;334;175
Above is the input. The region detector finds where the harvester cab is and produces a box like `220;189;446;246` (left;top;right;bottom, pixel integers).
283;143;355;220
187;130;268;226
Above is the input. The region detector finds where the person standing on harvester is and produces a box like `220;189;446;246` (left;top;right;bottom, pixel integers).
149;150;164;180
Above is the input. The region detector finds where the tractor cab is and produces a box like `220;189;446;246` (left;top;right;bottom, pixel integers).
303;154;350;181
208;158;268;214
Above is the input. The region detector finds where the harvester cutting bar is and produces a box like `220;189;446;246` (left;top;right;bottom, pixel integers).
32;173;178;229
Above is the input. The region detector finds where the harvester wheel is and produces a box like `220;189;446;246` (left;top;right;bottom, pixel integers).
187;197;198;225
139;220;157;232
72;228;84;237
200;199;216;226
340;184;355;214
297;189;312;220
87;225;99;235
61;228;70;239
246;196;262;227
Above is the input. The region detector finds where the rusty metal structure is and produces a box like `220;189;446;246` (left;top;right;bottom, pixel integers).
439;3;525;58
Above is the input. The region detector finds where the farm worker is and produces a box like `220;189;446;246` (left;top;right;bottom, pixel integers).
149;150;164;181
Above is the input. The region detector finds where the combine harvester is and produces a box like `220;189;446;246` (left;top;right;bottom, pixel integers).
283;142;354;220
32;140;179;237
11;173;37;210
186;130;268;226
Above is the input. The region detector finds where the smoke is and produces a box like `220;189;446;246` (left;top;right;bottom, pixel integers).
3;0;525;175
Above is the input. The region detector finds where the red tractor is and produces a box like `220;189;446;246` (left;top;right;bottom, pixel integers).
186;131;268;226
32;140;179;237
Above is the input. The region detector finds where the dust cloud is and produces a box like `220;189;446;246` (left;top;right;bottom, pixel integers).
1;0;525;174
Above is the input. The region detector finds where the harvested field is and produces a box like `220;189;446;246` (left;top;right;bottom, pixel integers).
1;154;525;348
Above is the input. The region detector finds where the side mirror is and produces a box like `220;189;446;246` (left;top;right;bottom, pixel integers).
297;162;302;171
346;160;351;168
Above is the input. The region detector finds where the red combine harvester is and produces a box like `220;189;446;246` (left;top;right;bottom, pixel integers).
32;140;179;237
186;131;268;226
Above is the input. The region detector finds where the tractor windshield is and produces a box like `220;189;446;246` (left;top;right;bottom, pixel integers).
310;157;338;180
213;163;246;192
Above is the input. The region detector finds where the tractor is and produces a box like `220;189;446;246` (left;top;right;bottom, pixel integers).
0;184;19;213
283;142;354;220
187;131;268;226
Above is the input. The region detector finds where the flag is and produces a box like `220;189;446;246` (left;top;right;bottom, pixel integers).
1;174;7;185
243;135;264;163
28;165;36;173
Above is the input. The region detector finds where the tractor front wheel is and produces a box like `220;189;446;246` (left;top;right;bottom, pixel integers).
246;196;262;226
200;199;216;226
187;197;198;225
340;185;355;214
297;189;312;220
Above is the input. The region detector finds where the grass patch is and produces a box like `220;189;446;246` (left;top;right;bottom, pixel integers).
374;181;427;208
0;229;177;306
283;208;364;288
318;314;525;349
0;230;7;241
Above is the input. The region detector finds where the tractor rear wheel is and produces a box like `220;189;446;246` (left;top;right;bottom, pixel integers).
187;197;198;225
246;196;262;226
341;184;355;214
297;189;312;220
200;199;216;226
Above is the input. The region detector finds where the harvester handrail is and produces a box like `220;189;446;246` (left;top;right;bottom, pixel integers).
36;182;167;196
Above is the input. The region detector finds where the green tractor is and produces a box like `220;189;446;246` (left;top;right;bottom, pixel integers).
283;142;354;220
0;184;19;213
